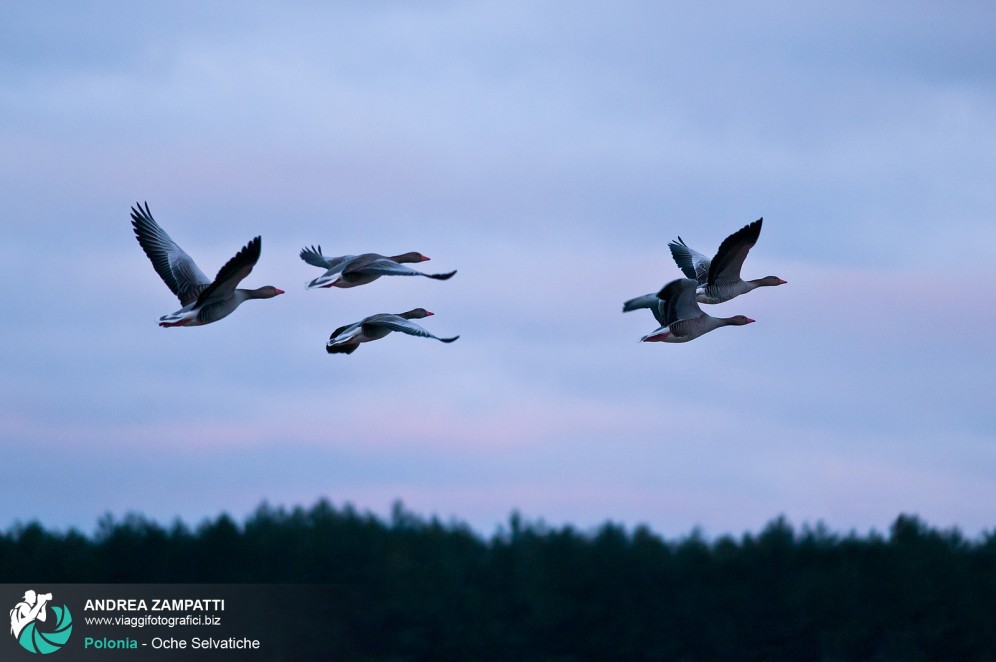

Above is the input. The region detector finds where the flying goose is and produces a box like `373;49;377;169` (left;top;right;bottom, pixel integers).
326;308;460;354
669;218;786;304
130;202;283;327
300;246;456;290
623;218;785;318
641;278;754;343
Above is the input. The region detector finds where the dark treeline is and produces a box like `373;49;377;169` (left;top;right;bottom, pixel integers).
3;501;996;660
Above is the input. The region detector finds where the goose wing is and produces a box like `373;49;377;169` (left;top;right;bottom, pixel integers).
130;202;211;306
365;315;459;343
656;278;704;325
707;218;762;286
350;256;456;280
622;293;666;326
352;257;429;276
194;236;261;307
668;237;711;284
300;245;353;274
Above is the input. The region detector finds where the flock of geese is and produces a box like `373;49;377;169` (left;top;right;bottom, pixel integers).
623;217;786;342
130;202;786;351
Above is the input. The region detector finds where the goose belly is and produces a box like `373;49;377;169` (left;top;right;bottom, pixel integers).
697;282;749;304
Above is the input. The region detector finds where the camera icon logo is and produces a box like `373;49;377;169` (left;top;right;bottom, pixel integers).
9;590;73;655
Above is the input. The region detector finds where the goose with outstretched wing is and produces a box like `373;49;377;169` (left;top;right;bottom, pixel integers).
130;202;283;327
624;218;785;320
300;246;456;290
640;278;754;343
326;308;459;354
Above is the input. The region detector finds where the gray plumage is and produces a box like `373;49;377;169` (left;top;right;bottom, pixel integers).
300;246;456;290
624;217;785;319
640;278;754;343
668;218;786;304
327;308;460;354
131;202;283;327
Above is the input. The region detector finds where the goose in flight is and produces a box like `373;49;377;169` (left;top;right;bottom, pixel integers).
641;278;754;343
326;308;459;354
623;218;785;318
130;202;284;327
300;246;456;290
669;218;785;304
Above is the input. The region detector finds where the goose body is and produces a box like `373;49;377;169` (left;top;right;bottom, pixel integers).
326;308;460;354
640;278;754;343
300;246;456;290
130;202;283;327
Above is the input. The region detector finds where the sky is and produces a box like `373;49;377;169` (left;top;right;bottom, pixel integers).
2;1;995;539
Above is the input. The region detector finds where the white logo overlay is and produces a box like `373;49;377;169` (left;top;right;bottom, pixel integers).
10;590;52;641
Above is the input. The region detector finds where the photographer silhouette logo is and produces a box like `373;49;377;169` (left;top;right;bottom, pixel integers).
9;590;73;654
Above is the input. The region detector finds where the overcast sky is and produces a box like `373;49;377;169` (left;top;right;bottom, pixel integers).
2;2;994;538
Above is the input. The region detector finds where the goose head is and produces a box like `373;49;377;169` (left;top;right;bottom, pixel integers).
391;252;430;263
399;308;433;319
250;286;285;299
